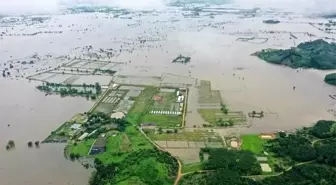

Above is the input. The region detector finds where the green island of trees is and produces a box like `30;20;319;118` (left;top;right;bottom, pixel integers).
37;82;102;98
253;39;336;70
324;73;336;85
172;55;191;64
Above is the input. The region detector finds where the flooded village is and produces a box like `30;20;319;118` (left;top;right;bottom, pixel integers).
1;2;336;185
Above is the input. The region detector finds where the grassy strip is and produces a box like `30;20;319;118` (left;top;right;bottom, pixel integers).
241;135;266;155
68;139;95;156
182;162;202;173
142;114;182;128
126;86;158;124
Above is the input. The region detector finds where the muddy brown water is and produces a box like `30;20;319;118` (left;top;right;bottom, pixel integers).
0;80;94;185
0;7;336;184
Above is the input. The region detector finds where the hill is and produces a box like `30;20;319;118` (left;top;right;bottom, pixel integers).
253;39;336;70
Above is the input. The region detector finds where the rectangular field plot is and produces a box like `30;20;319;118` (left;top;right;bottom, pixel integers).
46;74;75;84
161;73;197;86
148;131;221;141
68;61;89;68
28;72;56;81
93;89;128;115
119;133;132;152
81;61;109;69
241;135;266;155
151;91;178;111
71;75;112;86
142;114;182;128
126;87;158;124
166;148;200;164
100;62;123;70
198;109;246;125
198;80;222;104
114;75;161;86
115;99;135;113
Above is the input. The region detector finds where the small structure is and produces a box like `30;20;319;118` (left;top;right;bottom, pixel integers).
89;137;107;155
153;95;163;101
78;133;89;141
110;112;125;119
70;124;81;130
256;157;268;162
177;95;184;103
260;163;272;172
141;123;157;129
260;133;276;140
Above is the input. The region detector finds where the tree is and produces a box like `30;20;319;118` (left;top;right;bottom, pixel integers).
69;153;76;161
8;140;15;148
95;82;101;94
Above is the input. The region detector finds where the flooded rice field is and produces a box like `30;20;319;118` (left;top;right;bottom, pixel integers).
1;3;336;184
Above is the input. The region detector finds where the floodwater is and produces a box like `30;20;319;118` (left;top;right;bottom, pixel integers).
1;4;336;184
0;80;94;185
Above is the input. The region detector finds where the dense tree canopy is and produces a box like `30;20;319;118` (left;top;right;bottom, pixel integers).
264;134;316;162
256;164;336;185
315;139;336;167
201;148;262;175
310;120;336;138
89;149;177;185
254;39;336;69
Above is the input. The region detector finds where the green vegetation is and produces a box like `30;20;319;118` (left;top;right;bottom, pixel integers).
89;149;178;185
265;120;336;167
265;134;316;162
141;89;184;127
126;86;157;124
125;126;153;151
324;73;336;85
180;148;261;185
148;130;221;141
95;126;153;164
172;54;191;64
198;109;246;126
68;139;95;157
254;39;336;69
256;164;336;185
310;120;336;138
37;82;102;98
182;162;202;173
241;135;266;155
201;148;262;175
142;114;182;127
181;120;336;185
263;20;280;24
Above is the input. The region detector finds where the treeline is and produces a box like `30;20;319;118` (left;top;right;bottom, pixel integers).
265;120;336;166
180;169;255;185
264;134;316;162
181;120;336;185
89;149;178;185
201;148;262;175
84;112;128;138
255;164;336;185
36;82;102;98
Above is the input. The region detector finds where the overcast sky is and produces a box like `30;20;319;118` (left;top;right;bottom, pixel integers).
0;0;335;15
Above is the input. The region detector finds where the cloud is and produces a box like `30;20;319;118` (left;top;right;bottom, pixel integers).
0;0;335;15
